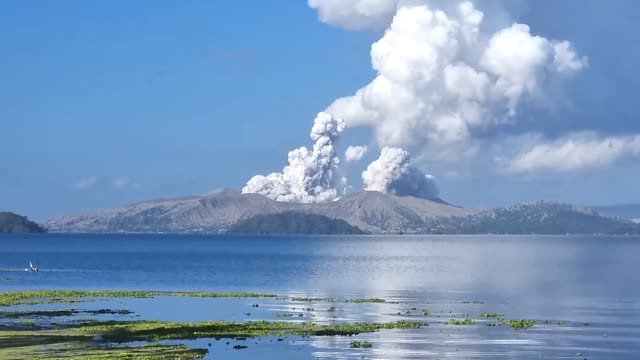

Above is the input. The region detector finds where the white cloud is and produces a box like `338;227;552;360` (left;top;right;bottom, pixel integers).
112;176;131;190
345;145;368;162
112;176;142;191
552;40;588;73
480;23;551;114
319;0;587;165
507;133;640;173
71;176;98;190
308;0;398;30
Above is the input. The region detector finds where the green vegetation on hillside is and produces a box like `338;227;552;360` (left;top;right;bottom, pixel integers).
0;212;46;233
428;202;640;235
228;212;366;234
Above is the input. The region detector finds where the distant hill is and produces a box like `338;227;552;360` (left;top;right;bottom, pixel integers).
434;202;637;235
591;204;640;220
228;212;366;235
47;191;639;235
0;212;46;233
607;224;640;235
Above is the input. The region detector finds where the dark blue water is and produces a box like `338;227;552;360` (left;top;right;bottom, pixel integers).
1;234;639;359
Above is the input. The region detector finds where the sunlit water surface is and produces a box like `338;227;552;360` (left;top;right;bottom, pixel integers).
1;234;639;359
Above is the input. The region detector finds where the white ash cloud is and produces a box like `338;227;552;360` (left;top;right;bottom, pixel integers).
345;145;368;162
314;0;587;167
363;146;439;199
242;112;347;202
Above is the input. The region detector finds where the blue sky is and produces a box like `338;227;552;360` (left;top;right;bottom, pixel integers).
1;1;639;220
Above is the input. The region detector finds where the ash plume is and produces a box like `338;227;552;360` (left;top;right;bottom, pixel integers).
242;112;347;202
247;1;590;204
312;0;587;165
363;147;439;199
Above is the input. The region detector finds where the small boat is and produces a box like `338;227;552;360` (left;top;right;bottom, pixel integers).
25;261;38;272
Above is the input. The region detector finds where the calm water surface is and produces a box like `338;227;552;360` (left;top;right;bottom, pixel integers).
1;234;639;359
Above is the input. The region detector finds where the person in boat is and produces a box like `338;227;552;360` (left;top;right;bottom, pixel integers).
25;261;38;272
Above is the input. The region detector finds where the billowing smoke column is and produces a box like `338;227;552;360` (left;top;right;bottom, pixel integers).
313;0;587;162
242;112;347;202
363;147;439;199
245;1;588;203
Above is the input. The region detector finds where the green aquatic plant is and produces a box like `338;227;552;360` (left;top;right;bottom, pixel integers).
0;290;278;307
0;309;78;318
165;291;277;299
0;343;207;360
478;313;504;319
350;341;373;348
0;290;428;358
423;310;430;316
87;309;133;315
346;298;387;304
63;319;427;343
0;318;427;357
484;319;535;330
507;319;535;330
19;318;35;325
446;318;475;326
1;291;396;308
273;313;296;318
71;317;101;324
0;308;134;321
290;297;334;302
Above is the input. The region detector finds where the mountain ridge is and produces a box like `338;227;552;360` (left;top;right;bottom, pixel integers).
47;191;476;234
591;204;640;220
47;191;640;235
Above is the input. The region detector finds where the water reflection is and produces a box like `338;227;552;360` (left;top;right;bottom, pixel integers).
1;234;639;359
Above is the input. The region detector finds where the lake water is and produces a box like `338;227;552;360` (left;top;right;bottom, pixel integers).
1;234;640;359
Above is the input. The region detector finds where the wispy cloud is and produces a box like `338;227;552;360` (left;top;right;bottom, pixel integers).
112;176;142;191
71;176;98;190
505;132;640;173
